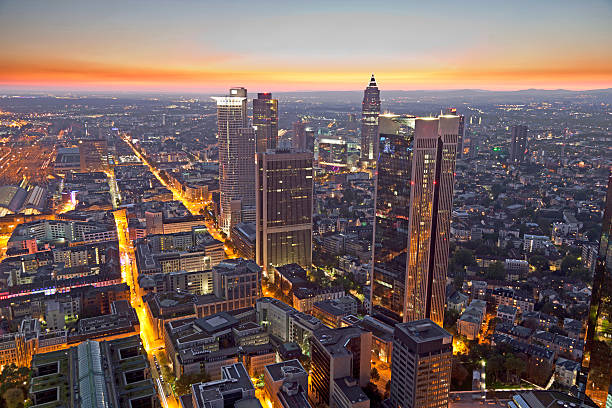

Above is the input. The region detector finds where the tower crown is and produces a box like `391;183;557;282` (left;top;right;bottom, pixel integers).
369;74;377;87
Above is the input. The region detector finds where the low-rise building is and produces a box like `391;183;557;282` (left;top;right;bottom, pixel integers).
497;304;518;325
264;360;311;408
29;335;158;408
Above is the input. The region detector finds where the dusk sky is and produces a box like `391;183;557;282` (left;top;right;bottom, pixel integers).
1;0;611;92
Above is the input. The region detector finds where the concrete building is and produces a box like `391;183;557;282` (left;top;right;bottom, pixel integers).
264;360;311;408
183;363;260;408
29;335;158;408
309;326;371;408
387;319;452;408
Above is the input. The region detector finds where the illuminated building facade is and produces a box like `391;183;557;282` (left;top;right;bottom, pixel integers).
256;150;313;275
318;138;348;169
583;173;612;408
388;319;452;408
213;88;256;234
361;74;381;163
510;125;528;164
253;92;279;153
293;120;315;153
445;108;466;159
78;138;108;171
370;115;459;326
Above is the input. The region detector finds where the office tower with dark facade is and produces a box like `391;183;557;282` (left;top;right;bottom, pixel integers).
387;319;452;408
583;173;612;408
309;326;372;407
213;88;256;234
510;125;528;164
360;74;381;163
293;120;315;153
253;92;279;153
256;150;313;276
370;115;459;326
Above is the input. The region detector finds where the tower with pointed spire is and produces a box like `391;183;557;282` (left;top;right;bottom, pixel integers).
361;74;381;163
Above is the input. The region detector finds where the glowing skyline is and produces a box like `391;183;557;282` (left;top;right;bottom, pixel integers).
0;0;611;92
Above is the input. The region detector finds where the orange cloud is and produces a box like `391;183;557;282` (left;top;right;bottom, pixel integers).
0;58;610;91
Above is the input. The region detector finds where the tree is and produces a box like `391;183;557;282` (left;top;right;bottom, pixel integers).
451;361;469;388
453;248;476;269
175;372;210;396
371;367;380;381
486;354;505;384
529;255;549;273
485;262;505;280
3;388;24;408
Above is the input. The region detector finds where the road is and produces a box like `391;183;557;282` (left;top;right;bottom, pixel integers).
113;209;177;408
118;134;237;258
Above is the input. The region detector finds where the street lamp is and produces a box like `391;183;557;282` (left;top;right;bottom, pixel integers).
481;360;486;402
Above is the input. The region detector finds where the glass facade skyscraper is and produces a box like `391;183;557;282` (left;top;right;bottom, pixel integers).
212;88;256;234
371;115;459;326
253;92;278;153
583;173;612;408
256;150;313;275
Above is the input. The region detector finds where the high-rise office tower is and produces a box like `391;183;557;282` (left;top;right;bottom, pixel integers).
446;108;466;159
292;120;315;153
388;319;452;408
256;150;313;275
253;92;279;153
510;125;528;164
212;88;256;234
360;74;381;163
371;115;459;326
309;326;372;407
583;173;612;408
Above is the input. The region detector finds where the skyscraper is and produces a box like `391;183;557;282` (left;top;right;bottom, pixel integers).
583;173;612;408
253;92;279;153
446;108;466;159
212;88;256;234
360;74;381;163
388;319;452;408
292;120;315;153
370;115;459;326
510;124;528;164
256;149;313;275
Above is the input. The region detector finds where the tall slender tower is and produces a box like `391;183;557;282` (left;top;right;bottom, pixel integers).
256;149;313;275
510;125;528;164
446;107;465;159
370;114;459;326
253;92;278;153
361;74;381;163
212;88;256;234
583;173;612;408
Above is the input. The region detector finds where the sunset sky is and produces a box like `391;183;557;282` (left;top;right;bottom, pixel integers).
0;0;611;92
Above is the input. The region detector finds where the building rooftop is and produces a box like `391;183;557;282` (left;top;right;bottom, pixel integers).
397;319;452;343
334;377;369;404
264;359;306;382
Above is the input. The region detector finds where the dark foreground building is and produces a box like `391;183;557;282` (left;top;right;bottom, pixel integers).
583;173;612;407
